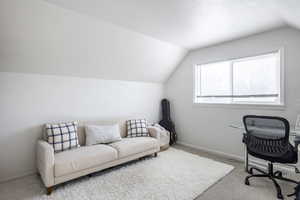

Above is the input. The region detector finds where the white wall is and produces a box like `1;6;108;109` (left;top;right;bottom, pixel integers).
0;0;186;83
0;0;181;182
165;27;300;158
0;72;163;182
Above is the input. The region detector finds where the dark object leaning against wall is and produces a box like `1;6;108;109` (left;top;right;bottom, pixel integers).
159;99;177;145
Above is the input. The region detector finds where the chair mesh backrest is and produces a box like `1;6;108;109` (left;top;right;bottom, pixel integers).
243;115;290;157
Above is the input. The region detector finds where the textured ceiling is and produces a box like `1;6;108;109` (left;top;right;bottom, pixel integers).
45;0;300;49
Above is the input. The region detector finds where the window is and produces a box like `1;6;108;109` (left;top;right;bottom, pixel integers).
194;51;283;106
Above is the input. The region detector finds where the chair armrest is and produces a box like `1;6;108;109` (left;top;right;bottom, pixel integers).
148;126;161;141
242;133;247;144
294;136;300;152
36;140;55;187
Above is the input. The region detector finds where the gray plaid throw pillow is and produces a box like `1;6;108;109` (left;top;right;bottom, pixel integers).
45;121;80;153
126;119;149;137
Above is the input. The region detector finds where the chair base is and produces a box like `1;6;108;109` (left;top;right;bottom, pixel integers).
245;163;298;199
46;187;53;195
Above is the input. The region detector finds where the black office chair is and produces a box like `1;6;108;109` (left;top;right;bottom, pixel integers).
243;115;300;199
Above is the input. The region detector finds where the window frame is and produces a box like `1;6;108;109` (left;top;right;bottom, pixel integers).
193;49;285;109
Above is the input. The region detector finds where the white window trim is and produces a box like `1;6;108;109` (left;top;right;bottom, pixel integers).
193;48;285;110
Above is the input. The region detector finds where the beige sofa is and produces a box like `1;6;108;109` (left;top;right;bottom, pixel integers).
36;121;160;195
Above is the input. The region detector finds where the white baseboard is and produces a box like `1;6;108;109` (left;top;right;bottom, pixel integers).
0;169;36;183
177;141;244;162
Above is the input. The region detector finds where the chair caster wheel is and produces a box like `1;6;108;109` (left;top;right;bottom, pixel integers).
249;168;253;175
277;193;283;199
245;179;250;185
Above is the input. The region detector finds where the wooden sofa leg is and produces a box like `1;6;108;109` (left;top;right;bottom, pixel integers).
46;187;53;195
154;152;158;157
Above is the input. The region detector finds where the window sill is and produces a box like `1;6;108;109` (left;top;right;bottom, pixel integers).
192;102;286;110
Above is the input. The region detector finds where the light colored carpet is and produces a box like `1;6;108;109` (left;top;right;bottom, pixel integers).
0;148;233;200
175;145;299;200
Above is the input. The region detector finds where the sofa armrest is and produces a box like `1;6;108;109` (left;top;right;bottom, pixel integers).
148;126;161;141
36;140;55;187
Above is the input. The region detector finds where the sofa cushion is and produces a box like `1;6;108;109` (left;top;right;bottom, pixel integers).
54;145;118;177
109;137;159;159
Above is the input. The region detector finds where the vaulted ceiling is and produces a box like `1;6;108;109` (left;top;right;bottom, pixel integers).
1;0;300;83
46;0;300;49
0;0;186;83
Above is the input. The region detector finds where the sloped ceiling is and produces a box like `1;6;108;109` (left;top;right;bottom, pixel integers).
45;0;300;49
272;1;300;29
0;0;186;83
1;0;300;83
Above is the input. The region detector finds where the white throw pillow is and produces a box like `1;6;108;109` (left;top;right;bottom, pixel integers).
85;124;122;145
